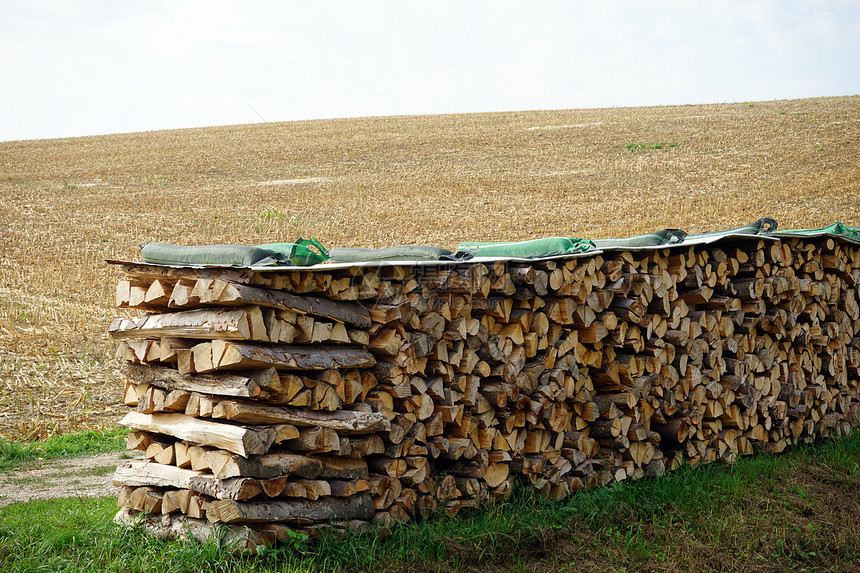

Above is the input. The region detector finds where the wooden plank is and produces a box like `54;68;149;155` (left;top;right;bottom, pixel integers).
112;459;262;501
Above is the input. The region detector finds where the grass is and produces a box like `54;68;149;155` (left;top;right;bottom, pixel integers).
0;427;126;470
0;430;858;572
623;142;677;152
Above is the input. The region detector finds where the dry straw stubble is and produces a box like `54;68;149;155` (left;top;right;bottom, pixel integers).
0;95;858;438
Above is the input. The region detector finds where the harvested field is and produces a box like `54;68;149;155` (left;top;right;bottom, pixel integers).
0;95;859;440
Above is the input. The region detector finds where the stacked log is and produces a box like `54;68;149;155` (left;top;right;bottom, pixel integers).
110;235;860;548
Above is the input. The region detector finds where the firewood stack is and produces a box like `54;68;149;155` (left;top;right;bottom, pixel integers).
110;235;860;549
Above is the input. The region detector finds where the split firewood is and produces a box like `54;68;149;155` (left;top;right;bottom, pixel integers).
121;363;279;398
119;412;278;457
110;306;270;341
110;236;860;547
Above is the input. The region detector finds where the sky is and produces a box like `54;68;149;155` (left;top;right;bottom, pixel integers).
1;0;858;142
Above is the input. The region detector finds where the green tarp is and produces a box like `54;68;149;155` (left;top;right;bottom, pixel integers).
772;222;860;245
457;237;594;259
141;238;331;267
141;243;292;267
685;216;778;239
592;228;687;250
257;238;330;266
139;218;859;268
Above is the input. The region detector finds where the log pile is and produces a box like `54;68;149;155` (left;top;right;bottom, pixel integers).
110;235;860;549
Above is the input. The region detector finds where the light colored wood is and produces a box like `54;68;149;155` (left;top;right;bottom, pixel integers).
127;431;154;451
127;486;163;514
161;489;191;515
113;459;260;501
120;412;277;457
110;306;268;341
173;442;192;468
281;426;340;453
483;462;510;488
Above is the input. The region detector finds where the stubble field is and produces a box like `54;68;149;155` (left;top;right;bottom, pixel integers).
0;95;858;441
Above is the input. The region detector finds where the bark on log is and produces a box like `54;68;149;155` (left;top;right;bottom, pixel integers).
208;493;375;524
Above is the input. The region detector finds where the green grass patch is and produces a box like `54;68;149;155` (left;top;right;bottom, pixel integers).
78;465;121;478
0;497;314;573
0;427;127;470
0;431;858;572
624;142;677;152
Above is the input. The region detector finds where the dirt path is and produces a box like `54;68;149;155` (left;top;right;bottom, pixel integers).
0;450;144;508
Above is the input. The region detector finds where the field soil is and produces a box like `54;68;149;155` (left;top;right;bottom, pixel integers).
0;450;142;508
1;95;858;440
2;95;859;439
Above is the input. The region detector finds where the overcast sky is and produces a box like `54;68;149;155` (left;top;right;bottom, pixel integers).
1;0;858;142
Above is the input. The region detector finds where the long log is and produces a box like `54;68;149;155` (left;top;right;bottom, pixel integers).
210;400;390;433
210;280;372;329
121;363;278;398
211;342;376;371
119;412;277;457
208;493;375;524
114;507;280;550
113;459;263;500
113;459;203;489
109;306;268;341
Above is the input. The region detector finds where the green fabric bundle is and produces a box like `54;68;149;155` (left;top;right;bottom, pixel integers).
686;217;778;239
257;238;330;266
593;228;687;250
141;243;291;267
140;218;860;268
141;238;330;267
456;237;594;259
